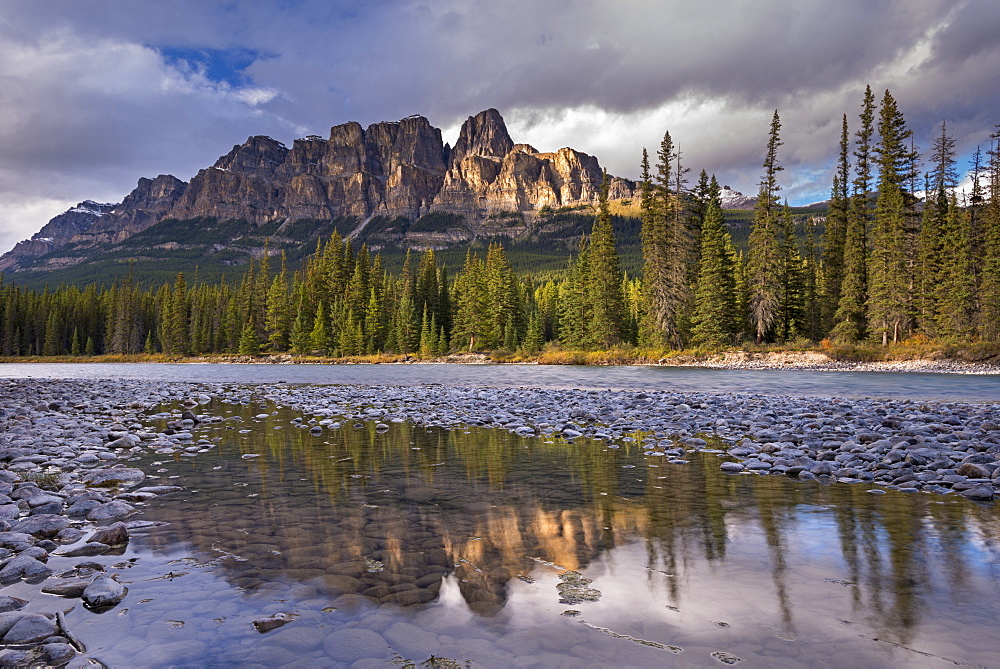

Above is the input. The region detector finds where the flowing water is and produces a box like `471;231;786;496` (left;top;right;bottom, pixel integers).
2;362;1000;401
4;397;996;667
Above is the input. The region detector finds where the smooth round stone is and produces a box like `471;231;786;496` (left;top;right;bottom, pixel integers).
87;501;135;521
82;575;127;608
383;622;439;658
720;462;744;473
2;614;58;643
323;628;391;663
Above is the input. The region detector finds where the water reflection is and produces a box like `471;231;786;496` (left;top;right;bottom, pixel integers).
118;400;1000;666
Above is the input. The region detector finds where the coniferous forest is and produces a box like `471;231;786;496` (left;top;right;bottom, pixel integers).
3;86;1000;359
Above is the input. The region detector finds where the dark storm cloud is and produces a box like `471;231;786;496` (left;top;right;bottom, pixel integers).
2;0;998;252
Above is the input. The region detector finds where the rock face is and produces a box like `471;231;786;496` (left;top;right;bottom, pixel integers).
0;201;115;271
1;109;638;272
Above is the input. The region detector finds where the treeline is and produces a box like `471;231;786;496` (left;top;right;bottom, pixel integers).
3;84;1000;358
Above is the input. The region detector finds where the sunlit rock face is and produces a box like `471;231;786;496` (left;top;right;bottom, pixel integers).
1;109;635;272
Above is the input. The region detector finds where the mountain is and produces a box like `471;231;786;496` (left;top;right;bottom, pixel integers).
1;109;639;284
718;185;756;210
0;201;116;272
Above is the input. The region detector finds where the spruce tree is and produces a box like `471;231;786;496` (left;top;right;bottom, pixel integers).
869;89;915;345
833;85;876;342
690;179;737;346
584;172;626;348
822;115;850;330
747;110;784;343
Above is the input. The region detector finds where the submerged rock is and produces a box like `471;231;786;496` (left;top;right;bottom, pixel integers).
82;575;127;608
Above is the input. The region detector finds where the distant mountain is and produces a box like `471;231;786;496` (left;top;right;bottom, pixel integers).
1;109;638;283
0;201;116;272
718;185;756;210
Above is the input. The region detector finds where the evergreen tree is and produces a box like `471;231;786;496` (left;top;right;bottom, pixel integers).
584;172;626;348
822;115;850;330
833;85;876;342
869;89;915;345
747;110;784;343
690;179;738;346
238;318;260;355
777;204;805;340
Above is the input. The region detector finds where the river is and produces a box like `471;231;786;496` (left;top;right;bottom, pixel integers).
3;362;1000;402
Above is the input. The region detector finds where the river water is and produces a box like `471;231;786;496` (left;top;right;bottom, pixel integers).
3;362;1000;401
2;364;1000;667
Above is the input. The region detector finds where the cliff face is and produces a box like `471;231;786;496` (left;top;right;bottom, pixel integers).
0;201;116;271
1;109;636;272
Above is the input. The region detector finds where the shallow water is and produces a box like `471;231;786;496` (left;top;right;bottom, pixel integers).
13;398;1000;668
3;362;1000;402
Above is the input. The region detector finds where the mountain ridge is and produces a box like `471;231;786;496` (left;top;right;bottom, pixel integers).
1;109;642;277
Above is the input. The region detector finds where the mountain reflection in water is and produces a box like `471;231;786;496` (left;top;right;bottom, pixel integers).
111;400;1000;666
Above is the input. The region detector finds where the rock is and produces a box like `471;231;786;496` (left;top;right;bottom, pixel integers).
82;575;127;608
9;515;70;539
58;542;111;557
960;485;995;501
958;462;992;478
720;462;744;473
81;468;145;487
0;532;36;552
383;622;439;659
42;580;90;597
37;643;76;666
253;613;293;633
2;614;58;643
0;597;28;613
66;499;103;519
87;522;129;546
322;628;391;663
87;501;135;521
134;486;182;495
0;555;53;581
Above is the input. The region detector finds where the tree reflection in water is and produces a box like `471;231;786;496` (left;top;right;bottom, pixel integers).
134;399;1000;652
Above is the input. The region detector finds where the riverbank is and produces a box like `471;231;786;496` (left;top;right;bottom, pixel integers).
0;376;998;662
4;346;1000;374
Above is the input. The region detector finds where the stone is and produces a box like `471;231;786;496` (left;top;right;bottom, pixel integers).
42;580;90;597
0;597;28;613
0;555;53;581
960;485;995;501
720;462;744;473
323;628;391;663
37;643;76;666
58;542;110;557
88;522;129;546
81;468;145;487
82;575;127;608
87;501;135;521
9;515;69;539
383;622;439;659
2;614;58;643
253;613;293;633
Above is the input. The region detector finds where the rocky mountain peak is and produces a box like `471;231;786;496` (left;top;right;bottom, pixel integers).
449;109;514;167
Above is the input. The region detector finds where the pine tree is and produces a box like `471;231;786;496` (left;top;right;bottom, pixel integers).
981;126;1000;341
584;171;625;348
310;301;330;354
777;204;805;341
265;253;291;351
822;115;850;330
833;85;876;342
690;179;738;346
869;89;915;345
747;110;784;343
238;318;260;355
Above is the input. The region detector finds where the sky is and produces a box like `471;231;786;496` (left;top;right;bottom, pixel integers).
2;0;1000;254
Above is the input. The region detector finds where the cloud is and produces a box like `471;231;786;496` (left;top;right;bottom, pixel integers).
2;0;1000;253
